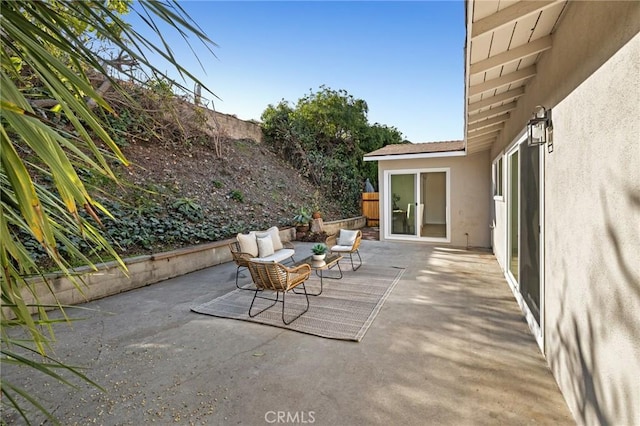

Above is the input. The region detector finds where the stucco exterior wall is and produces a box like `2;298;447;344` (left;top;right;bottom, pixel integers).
376;151;491;248
489;2;640;424
545;33;640;426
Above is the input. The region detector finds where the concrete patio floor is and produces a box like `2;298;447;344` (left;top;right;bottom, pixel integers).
4;240;574;425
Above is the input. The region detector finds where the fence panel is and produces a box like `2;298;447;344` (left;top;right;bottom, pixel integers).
362;192;379;226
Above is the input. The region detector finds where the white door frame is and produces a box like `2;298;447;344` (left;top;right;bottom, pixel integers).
383;168;451;243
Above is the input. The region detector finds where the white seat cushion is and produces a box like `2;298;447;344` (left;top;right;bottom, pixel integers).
252;248;295;263
330;245;354;253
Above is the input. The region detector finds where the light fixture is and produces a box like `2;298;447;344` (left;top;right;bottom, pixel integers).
527;106;553;147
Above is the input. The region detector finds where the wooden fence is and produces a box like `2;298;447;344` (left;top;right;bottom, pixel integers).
361;192;379;226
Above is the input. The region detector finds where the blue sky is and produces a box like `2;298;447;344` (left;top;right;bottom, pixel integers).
126;1;465;143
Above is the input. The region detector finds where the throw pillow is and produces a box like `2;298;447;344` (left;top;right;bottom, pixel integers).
338;229;358;247
236;232;258;257
257;234;275;257
256;226;283;251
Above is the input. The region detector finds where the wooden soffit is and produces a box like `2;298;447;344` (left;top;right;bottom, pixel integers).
464;0;568;154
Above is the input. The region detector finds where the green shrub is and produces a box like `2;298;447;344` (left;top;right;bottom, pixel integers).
229;190;244;202
172;198;204;221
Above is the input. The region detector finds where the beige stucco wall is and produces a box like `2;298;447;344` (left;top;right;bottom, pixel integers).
489;2;640;425
376;151;491;248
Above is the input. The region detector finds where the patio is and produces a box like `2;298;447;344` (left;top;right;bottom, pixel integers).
4;239;574;425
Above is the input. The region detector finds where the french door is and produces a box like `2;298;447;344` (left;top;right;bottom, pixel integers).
384;169;450;242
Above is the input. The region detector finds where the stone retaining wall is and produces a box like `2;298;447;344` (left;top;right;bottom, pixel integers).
174;99;263;142
208;110;262;142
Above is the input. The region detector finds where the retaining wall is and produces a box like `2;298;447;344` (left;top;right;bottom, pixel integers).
7;217;366;317
208;110;262;142
174;99;263;143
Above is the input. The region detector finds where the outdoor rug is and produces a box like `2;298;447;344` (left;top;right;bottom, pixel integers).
191;265;405;342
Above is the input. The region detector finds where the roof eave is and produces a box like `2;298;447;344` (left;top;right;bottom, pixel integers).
363;150;467;162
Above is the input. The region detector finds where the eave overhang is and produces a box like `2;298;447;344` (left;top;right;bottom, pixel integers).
464;0;568;154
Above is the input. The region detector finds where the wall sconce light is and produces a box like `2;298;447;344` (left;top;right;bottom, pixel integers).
527;106;553;147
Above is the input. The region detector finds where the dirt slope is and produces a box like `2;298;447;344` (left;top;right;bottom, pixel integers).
118;137;345;236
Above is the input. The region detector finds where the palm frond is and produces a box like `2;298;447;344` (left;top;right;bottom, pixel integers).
1;0;217;423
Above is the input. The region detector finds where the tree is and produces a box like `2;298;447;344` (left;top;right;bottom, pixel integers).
0;1;216;422
261;86;403;214
294;86;369;157
361;123;405;187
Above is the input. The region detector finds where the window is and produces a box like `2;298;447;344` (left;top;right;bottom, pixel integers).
493;155;504;199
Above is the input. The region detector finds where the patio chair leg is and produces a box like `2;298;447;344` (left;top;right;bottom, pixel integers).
235;266;253;290
350;250;362;271
248;290;279;318
235;266;242;288
282;284;309;325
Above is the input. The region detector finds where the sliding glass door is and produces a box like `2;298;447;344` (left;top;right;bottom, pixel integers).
389;174;416;236
520;142;541;323
386;169;449;241
421;172;447;239
508;150;519;281
506;137;543;346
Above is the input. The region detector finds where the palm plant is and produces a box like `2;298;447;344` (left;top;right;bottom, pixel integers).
0;1;216;422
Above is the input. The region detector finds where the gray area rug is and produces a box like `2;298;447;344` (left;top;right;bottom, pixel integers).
191;265;405;341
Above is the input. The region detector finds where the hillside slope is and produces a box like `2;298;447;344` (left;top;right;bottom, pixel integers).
104;136;346;254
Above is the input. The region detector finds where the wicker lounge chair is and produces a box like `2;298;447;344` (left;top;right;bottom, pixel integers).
246;260;311;324
229;227;295;289
326;229;362;271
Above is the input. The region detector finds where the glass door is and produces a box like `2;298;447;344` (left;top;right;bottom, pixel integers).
386;169;449;241
390;174;416;236
508;150;519;281
419;172;447;238
506;137;543;346
520;142;541;323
